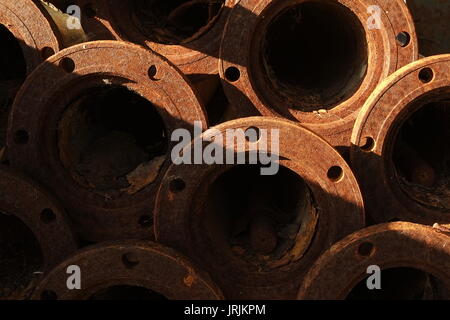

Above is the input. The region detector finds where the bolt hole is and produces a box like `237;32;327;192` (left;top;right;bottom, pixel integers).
14;130;29;145
396;32;411;47
327;166;344;182
358;242;374;257
225;67;240;82
40;208;56;224
418;68;434;83
59;57;75;73
170;178;186;193
138;215;153;228
148;65;158;80
41;290;58;300
360;137;375;152
245;127;261;143
122;252;140;269
41;47;55;60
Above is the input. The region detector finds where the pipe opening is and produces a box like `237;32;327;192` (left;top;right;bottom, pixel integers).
347;267;450;300
89;285;168;300
58;86;168;197
204;164;318;271
392;88;450;211
259;1;368;111
131;0;225;44
0;211;43;298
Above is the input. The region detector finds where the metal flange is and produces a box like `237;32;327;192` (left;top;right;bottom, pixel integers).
0;0;62;149
31;241;224;300
0;0;61;72
351;54;450;225
7;40;207;242
219;0;418;150
65;0;234;76
155;117;365;299
0;166;77;299
297;222;450;300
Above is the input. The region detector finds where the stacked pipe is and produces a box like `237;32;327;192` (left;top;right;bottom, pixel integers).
0;0;448;300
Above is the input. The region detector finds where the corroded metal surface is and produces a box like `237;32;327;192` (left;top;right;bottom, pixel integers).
298;222;450;299
155;117;365;299
62;0;234;76
351;54;450;225
31;241;224;300
0;166;77;299
6;41;207;242
0;0;61;149
219;0;418;150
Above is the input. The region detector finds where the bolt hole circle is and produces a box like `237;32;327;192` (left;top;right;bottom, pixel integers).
14;130;29;145
245;126;261;143
327;166;344;182
225;67;240;82
40;208;56;224
41;290;58;300
418;68;434;83
357;242;375;257
60;57;75;73
122;253;140;269
396;31;411;47
170;178;186;193
360;137;375;152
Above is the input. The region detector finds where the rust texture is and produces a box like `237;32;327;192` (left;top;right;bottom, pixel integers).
6;41;207;242
31;241;224;300
1;0;449;301
155;117;365;299
0;166;77;299
219;0;418;150
298;222;450;300
351;55;450;225
0;0;61;149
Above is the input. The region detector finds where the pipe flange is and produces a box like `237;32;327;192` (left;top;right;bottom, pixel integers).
31;241;224;300
298;222;450;299
351;54;450;224
220;0;418;149
70;0;234;76
0;0;61;72
155;117;365;299
7;40;207;242
0;166;77;299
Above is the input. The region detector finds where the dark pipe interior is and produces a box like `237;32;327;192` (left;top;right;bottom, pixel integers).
0;212;43;298
204;164;316;270
392;90;450;211
131;0;225;44
261;1;368;111
58;86;168;193
347;267;450;300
